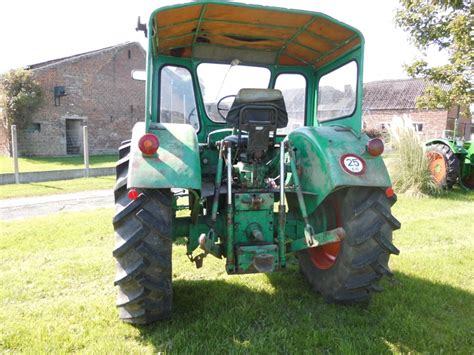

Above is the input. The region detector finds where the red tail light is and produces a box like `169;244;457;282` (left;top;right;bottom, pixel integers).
138;133;159;155
367;138;384;157
128;188;139;200
385;187;394;198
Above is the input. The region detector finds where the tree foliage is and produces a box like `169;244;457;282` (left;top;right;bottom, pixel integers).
395;0;473;111
0;69;43;129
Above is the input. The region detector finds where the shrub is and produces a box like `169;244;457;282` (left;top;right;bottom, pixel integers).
387;115;440;197
0;69;43;129
363;127;384;139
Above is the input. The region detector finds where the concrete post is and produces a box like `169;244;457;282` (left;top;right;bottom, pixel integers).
11;125;19;184
83;125;89;178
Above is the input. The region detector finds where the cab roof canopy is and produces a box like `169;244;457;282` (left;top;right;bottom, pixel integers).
152;1;362;68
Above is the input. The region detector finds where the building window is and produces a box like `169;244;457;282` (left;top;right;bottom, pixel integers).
54;86;66;106
26;123;41;133
413;122;423;132
128;49;131;59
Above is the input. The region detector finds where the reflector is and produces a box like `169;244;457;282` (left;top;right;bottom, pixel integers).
367;138;384;157
138;133;159;155
128;189;139;200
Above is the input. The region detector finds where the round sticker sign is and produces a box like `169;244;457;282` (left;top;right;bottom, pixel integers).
340;154;366;175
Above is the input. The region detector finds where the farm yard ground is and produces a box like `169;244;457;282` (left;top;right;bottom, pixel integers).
0;189;113;220
0;191;473;353
0;176;115;200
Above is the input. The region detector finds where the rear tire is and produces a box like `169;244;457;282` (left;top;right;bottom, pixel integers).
112;142;173;324
426;143;459;188
298;188;400;304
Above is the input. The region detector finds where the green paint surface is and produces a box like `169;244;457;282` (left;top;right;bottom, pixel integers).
288;126;392;207
128;122;201;190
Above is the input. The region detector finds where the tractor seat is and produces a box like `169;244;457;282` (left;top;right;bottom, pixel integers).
226;89;288;129
224;88;288;162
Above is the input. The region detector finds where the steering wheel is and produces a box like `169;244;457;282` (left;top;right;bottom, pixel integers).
216;94;236;120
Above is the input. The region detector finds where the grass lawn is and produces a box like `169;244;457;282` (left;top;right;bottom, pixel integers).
0;176;115;199
0;191;473;353
0;154;117;174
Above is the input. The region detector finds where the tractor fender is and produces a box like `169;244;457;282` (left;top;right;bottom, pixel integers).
425;138;468;155
463;140;474;162
287;126;391;211
128;122;201;190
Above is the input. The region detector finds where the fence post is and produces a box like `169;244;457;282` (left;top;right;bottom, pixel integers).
11;125;19;184
83;125;89;178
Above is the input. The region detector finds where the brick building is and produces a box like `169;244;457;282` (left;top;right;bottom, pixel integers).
363;79;472;140
0;42;145;156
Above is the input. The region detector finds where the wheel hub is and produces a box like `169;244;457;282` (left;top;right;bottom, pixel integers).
427;151;446;184
308;199;342;270
309;241;341;269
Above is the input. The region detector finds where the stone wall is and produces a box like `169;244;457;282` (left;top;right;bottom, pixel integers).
363;109;449;141
11;42;145;156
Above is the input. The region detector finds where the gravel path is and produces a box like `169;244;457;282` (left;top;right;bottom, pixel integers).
0;189;114;221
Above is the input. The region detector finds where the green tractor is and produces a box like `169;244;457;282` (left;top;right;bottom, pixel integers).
426;119;474;189
113;1;401;324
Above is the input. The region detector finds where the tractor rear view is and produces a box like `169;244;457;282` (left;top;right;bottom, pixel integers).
426;119;474;189
113;1;400;324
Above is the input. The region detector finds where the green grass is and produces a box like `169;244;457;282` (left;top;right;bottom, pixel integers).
0;154;117;174
0;192;473;353
0;176;115;199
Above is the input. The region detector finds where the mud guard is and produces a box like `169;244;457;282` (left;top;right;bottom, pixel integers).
425;138;468;155
128;122;201;190
287;126;391;214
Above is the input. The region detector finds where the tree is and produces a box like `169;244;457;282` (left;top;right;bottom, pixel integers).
0;69;43;129
395;0;473;111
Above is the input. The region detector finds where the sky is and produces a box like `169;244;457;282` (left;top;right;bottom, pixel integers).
0;0;448;83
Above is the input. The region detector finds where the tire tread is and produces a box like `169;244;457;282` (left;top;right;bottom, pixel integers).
112;141;173;324
298;187;399;304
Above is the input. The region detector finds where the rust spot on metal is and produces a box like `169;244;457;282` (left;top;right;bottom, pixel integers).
251;195;263;209
297;164;303;176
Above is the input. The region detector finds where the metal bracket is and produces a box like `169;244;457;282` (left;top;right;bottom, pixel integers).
198;229;222;259
136;16;148;38
304;224;316;246
187;252;207;269
287;227;346;253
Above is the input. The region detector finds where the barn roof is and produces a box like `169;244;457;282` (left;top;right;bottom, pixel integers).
25;42;144;71
363;78;449;111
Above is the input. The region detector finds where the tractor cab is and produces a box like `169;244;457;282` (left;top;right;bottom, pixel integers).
112;1;400;324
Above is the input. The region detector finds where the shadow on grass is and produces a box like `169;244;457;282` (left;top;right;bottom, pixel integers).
416;186;474;202
434;188;474;201
27;183;64;191
134;268;473;353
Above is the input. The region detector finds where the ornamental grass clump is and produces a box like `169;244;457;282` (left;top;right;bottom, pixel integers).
387;115;440;197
